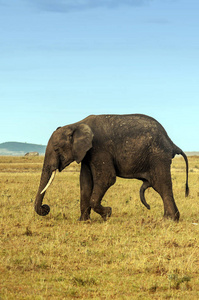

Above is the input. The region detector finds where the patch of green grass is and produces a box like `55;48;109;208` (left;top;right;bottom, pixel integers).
0;156;199;299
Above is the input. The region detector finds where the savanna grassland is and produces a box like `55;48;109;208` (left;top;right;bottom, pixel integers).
0;155;199;299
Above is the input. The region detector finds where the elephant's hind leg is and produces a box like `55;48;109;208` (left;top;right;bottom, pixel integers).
140;180;151;210
152;163;180;221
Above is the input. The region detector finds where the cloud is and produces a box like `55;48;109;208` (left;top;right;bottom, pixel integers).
25;0;150;13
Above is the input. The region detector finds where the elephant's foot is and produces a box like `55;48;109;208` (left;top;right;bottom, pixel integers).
79;211;91;221
79;206;91;221
101;207;112;221
163;210;180;222
79;216;91;222
78;217;91;224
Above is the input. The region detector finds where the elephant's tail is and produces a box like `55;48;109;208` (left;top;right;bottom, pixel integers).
140;180;151;210
173;147;189;197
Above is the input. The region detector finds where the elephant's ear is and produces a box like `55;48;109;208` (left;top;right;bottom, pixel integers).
72;124;94;163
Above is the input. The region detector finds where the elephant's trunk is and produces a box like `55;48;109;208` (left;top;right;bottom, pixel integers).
34;168;56;216
35;190;50;216
34;134;60;216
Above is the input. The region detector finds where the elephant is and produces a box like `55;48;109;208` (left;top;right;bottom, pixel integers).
34;114;189;222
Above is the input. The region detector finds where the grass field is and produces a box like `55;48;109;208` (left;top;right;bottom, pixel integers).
0;155;199;299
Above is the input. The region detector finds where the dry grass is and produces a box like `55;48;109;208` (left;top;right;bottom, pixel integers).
0;156;199;299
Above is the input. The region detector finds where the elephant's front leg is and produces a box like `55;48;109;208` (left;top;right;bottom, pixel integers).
90;172;116;221
90;185;112;221
79;163;93;221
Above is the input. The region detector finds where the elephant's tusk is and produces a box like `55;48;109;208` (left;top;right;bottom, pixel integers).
40;170;56;194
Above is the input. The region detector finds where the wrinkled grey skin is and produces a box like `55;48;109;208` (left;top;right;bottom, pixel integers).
35;114;189;221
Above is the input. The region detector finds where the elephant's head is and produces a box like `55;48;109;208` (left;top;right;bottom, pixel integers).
34;123;94;216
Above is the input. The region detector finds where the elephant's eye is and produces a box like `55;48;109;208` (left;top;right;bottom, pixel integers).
54;147;59;153
68;135;73;142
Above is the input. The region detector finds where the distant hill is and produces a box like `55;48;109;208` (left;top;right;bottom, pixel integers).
185;152;199;156
0;142;46;156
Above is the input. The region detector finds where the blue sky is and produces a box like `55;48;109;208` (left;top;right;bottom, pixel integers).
0;0;198;150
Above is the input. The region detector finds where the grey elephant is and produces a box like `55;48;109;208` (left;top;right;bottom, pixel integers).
34;114;189;221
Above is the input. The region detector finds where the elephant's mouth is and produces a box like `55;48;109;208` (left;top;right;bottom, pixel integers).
58;159;73;172
59;163;69;172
